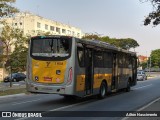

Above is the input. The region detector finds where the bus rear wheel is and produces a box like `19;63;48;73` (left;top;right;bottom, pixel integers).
98;82;107;99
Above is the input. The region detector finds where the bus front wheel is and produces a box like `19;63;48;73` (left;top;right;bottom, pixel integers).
98;82;107;99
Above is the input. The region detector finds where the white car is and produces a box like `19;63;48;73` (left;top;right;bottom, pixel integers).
137;71;147;81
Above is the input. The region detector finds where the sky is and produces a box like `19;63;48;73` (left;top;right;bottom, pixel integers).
14;0;159;56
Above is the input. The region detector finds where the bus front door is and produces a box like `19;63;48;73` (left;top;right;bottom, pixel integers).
112;53;118;91
85;48;94;95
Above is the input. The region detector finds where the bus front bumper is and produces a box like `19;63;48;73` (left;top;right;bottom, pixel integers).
26;82;71;95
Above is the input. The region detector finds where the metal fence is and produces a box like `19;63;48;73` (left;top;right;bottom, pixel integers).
145;68;160;72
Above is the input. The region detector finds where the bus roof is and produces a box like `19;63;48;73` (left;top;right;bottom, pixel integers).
78;38;136;56
31;35;136;56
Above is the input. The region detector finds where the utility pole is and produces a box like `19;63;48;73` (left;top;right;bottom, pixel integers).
149;56;151;76
10;65;12;87
146;51;149;72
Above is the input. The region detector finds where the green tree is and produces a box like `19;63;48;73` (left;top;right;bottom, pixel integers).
0;22;15;60
117;38;139;50
0;0;19;18
9;46;27;72
82;33;100;40
141;0;160;26
150;49;160;67
83;33;139;50
0;22;29;72
140;62;147;69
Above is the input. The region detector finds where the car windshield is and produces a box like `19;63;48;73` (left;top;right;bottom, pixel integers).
137;71;145;74
9;73;16;77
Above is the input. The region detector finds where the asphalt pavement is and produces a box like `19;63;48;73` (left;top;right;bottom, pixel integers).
0;73;160;120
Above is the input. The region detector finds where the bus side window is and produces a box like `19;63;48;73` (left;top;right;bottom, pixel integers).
77;45;85;67
94;51;103;68
104;52;112;68
118;53;123;68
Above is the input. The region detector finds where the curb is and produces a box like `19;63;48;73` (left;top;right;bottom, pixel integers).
0;93;26;99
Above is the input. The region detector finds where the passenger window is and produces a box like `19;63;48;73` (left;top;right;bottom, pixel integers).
104;52;112;68
94;51;103;68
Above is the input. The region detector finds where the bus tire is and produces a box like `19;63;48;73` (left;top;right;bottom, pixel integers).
126;80;130;92
98;82;107;99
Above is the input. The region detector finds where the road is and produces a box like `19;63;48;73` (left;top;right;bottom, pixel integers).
0;76;160;120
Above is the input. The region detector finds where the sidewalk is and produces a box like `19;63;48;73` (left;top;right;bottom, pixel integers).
0;83;26;91
0;82;26;97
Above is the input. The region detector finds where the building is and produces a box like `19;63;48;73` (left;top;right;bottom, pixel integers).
138;55;148;64
1;12;83;38
0;12;84;53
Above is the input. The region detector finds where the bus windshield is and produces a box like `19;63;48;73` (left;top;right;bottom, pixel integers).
31;37;71;58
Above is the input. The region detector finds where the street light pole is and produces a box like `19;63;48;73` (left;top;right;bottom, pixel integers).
149;56;151;76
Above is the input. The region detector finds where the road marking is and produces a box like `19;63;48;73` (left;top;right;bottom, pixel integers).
12;99;41;105
49;99;94;111
132;84;152;90
122;97;160;120
137;97;160;111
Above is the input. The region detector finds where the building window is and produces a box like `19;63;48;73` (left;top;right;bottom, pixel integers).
77;33;80;37
20;22;22;25
50;26;54;31
67;30;71;35
62;29;66;34
37;22;41;28
15;23;17;26
45;24;48;30
72;31;75;36
56;27;60;33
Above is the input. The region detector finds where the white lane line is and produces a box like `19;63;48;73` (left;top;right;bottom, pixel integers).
137;97;160;111
12;99;41;105
132;84;152;90
49;99;94;111
122;97;160;120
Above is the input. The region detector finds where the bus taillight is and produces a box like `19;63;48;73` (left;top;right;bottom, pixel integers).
67;67;73;85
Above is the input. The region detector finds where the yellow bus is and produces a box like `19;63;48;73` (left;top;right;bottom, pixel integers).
26;35;137;98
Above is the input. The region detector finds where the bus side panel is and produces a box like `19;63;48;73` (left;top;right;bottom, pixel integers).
93;68;112;91
76;74;85;92
74;41;86;97
118;68;131;89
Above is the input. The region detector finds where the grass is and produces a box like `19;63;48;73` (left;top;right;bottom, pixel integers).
0;88;27;96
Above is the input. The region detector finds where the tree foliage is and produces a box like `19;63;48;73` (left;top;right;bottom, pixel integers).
9;46;28;72
141;0;160;26
0;22;29;72
83;33;139;50
0;0;19;18
140;62;147;69
0;22;16;60
150;49;160;67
